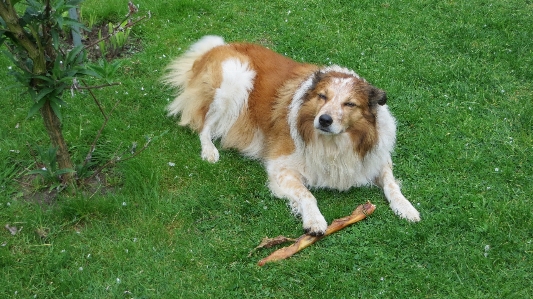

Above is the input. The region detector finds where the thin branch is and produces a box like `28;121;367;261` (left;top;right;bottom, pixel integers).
75;82;121;90
80;79;120;169
26;142;41;167
83;35;109;51
81;79;109;121
83;142;123;184
118;137;152;163
124;15;147;30
82;99;120;167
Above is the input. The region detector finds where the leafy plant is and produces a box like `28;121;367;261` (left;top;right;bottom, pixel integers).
97;27;107;58
94;3;140;59
79;8;98;30
109;20;131;55
0;0;89;188
28;145;75;191
0;0;146;192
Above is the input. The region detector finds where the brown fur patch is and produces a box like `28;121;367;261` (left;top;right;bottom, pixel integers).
171;39;384;159
267;66;318;158
165;36;420;231
294;72;381;158
348;81;381;157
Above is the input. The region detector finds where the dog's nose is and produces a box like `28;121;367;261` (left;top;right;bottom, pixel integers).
318;114;333;127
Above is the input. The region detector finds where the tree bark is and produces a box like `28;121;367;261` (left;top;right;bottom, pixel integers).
40;101;74;183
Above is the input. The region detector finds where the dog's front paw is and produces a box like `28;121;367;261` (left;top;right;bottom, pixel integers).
201;146;220;163
391;201;421;222
303;214;328;236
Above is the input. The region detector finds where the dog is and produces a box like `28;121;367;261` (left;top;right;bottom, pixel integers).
163;35;420;235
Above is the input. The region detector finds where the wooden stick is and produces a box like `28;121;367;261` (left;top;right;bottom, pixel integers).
257;201;376;266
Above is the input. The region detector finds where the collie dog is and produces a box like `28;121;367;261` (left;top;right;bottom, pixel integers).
164;36;420;235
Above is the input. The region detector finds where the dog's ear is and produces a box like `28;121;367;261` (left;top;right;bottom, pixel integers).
310;71;325;90
304;71;325;100
368;86;387;106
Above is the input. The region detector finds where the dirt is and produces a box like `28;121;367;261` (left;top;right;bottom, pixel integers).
18;171;119;206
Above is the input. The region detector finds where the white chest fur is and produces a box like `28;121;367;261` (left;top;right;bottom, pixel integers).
292;105;397;190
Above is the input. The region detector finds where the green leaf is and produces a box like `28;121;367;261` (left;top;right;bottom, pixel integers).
61;18;89;32
52;95;68;107
52;56;63;80
27;99;46;119
0;36;7;49
87;62;104;75
52;0;67;11
49;97;63;123
28;169;49;176
22;6;43;25
51;29;60;50
111;60;122;71
1;49;18;66
65;45;85;66
33;75;55;85
55;168;76;175
26;0;43;10
74;67;101;78
35;87;55;102
11;71;31;86
55;15;65;29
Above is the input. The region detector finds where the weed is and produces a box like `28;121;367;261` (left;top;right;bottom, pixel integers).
27;146;75;192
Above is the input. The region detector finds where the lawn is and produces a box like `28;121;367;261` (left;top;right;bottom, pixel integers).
1;0;532;298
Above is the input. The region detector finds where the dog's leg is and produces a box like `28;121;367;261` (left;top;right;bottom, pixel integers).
376;160;421;222
197;58;255;163
267;163;328;235
199;119;220;163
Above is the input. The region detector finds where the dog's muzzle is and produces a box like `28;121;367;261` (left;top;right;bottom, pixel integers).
317;114;333;132
318;114;333;127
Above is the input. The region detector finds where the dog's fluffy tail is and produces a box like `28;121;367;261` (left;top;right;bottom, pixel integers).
164;35;225;118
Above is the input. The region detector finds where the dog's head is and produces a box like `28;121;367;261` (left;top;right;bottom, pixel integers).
298;66;387;156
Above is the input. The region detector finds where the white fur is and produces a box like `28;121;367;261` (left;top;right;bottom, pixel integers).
274;69;418;234
377;158;421;221
240;129;265;159
288;72;315;150
165;37;420;235
320;64;361;79
165;36;226;123
313;77;354;135
200;58;256;162
163;35;225;93
268;102;420;233
209;59;256;139
266;157;328;233
285;98;397;190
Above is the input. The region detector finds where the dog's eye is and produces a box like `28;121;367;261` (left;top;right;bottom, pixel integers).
344;102;357;107
318;94;327;100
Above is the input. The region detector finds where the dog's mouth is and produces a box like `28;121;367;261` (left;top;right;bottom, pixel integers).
315;114;345;135
316;125;345;135
317;126;333;134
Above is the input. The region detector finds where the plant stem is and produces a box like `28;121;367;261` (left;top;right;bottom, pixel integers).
40;101;74;184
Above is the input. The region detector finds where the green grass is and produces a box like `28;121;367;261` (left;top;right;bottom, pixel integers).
1;0;532;298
